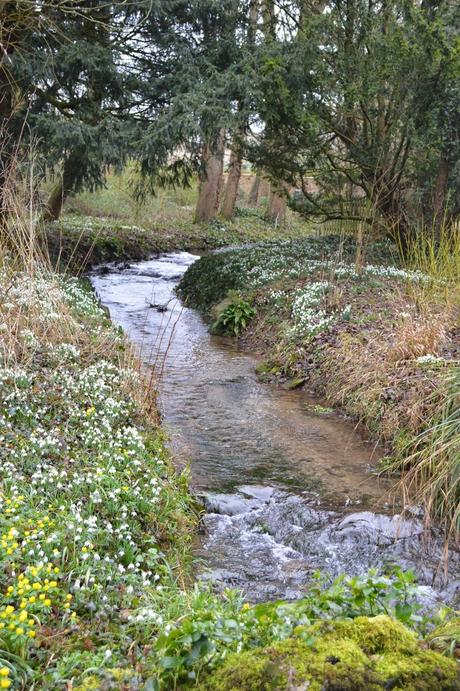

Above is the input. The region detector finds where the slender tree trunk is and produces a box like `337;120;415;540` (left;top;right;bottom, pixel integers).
355;221;364;273
265;184;287;225
248;175;261;205
433;151;449;231
0;56;14;225
194;132;225;223
42;153;79;222
261;1;287;227
221;148;242;219
43;178;66;222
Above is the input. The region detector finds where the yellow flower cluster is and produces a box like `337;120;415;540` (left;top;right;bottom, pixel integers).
0;526;19;556
1;513;55;561
1;495;25;517
0;666;12;689
0;603;36;639
0;563;74;641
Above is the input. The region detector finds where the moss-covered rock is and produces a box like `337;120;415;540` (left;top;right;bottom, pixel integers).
201;616;460;691
310;614;417;654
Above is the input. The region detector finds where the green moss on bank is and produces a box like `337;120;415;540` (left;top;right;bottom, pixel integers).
201;616;459;691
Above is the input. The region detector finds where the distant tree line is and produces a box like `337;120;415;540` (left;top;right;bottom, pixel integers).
1;0;459;241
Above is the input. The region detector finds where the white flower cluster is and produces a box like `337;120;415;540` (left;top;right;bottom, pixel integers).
209;238;426;295
0;267;178;632
415;354;446;367
290;282;334;338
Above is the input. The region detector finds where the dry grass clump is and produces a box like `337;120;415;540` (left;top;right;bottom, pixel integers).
387;225;460;543
388;313;448;363
390;368;460;544
308;304;448;444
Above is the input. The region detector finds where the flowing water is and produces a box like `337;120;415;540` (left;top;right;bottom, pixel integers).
91;252;460;605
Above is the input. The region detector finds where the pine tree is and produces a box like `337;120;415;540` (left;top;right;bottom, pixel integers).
3;1;141;220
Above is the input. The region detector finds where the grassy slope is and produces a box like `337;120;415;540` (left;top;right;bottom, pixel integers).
0;264;198;688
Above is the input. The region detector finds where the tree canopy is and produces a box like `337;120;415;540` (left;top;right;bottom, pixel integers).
0;0;459;235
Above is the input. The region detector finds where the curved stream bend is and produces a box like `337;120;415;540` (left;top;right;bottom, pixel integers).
91;252;460;604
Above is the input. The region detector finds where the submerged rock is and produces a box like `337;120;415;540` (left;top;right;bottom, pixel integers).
200;615;460;690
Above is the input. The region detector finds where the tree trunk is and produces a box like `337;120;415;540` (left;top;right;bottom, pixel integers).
194;133;225;223
221;148;242;219
355;221;364;274
265;184;286;225
433;151;449;231
0;60;14;225
42;153;79;222
248;175;261;205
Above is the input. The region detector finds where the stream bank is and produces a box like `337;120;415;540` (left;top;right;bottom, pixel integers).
44;210;318;271
178;237;460;546
91;252;460;606
1;248;459;689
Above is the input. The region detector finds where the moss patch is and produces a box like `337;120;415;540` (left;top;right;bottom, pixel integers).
201;616;460;691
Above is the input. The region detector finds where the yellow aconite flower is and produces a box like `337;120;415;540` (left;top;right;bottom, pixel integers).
0;679;12;688
0;668;9;677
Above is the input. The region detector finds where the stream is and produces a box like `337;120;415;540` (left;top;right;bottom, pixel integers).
91;251;460;606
